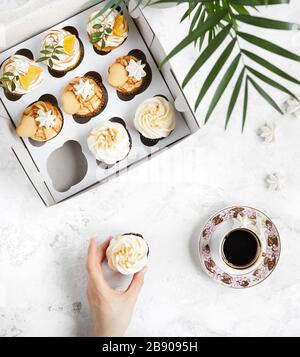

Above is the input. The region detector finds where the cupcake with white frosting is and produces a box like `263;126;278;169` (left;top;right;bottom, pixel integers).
87;119;131;165
106;233;149;275
0;54;43;99
87;8;128;53
134;96;176;146
16;101;63;142
62;73;107;121
37;29;83;75
108;55;147;95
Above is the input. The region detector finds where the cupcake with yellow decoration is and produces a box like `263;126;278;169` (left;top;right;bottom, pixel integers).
37;28;83;76
87;8;128;54
16;100;63;142
61;72;107;122
0;54;43;100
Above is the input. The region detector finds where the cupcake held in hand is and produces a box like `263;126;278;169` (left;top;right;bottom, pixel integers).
87;120;131;165
62;73;107;120
134;96;176;146
106;233;149;275
0;55;43;99
16;101;63;142
87;8;128;53
37;29;83;75
108;55;147;95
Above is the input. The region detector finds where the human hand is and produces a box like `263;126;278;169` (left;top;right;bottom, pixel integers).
86;238;147;337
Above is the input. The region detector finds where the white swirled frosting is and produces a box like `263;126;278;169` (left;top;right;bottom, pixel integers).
41;29;80;71
87;9;128;49
0;55;43;94
134;96;176;139
87;121;130;165
106;234;148;275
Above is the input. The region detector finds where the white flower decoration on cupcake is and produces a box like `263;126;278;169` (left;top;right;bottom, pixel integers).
35;109;57;129
126;59;146;81
74;79;94;100
265;173;285;191
257;123;276;143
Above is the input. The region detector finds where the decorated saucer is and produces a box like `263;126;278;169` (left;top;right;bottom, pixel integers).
198;206;281;289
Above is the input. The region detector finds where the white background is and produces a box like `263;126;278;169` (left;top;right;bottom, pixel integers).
0;0;300;336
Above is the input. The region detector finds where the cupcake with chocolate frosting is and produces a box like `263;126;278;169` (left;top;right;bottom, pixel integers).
62;73;107;121
0;55;43;99
37;29;83;75
16;101;63;142
106;233;148;275
108;55;147;95
87;120;131;165
134;96;176;146
87;8;128;53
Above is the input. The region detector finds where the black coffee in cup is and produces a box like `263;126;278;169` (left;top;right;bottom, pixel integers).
221;228;261;269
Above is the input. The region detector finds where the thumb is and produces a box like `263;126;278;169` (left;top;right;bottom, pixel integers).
126;267;147;302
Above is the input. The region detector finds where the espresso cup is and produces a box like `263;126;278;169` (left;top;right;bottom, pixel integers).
220;228;262;270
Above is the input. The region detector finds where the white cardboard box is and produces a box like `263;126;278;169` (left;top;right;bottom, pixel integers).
0;0;199;206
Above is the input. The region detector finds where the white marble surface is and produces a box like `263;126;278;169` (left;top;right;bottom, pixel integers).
1;0;300;337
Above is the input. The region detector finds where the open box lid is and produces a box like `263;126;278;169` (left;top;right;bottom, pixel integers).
0;2;199;207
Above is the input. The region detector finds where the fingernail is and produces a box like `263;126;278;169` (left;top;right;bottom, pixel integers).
142;266;148;274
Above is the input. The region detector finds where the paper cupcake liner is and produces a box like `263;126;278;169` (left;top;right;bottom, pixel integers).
96;117;132;168
137;95;174;147
139;134;161;147
25;93;64;145
48;26;85;78
115;49;152;101
72;71;108;124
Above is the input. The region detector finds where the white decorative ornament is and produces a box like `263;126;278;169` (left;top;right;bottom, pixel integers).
282;95;300;119
74;79;94;100
265;173;285;191
257;123;276;143
35;109;56;129
126;59;146;81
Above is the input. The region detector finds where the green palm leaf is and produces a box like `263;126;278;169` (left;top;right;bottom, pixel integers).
230;0;290;5
242;49;300;85
234;14;300;30
183;23;232;88
160;8;228;67
237;32;300;61
226;68;245;128
246;65;298;100
195;38;237;110
242;78;249;132
205;54;241;123
248;77;283;114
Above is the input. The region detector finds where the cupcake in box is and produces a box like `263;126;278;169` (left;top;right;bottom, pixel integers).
87;7;128;54
0;54;43;100
16;100;63;142
108;54;148;95
106;233;149;275
134;96;176;146
62;72;108;122
87;119;131;165
37;28;83;76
